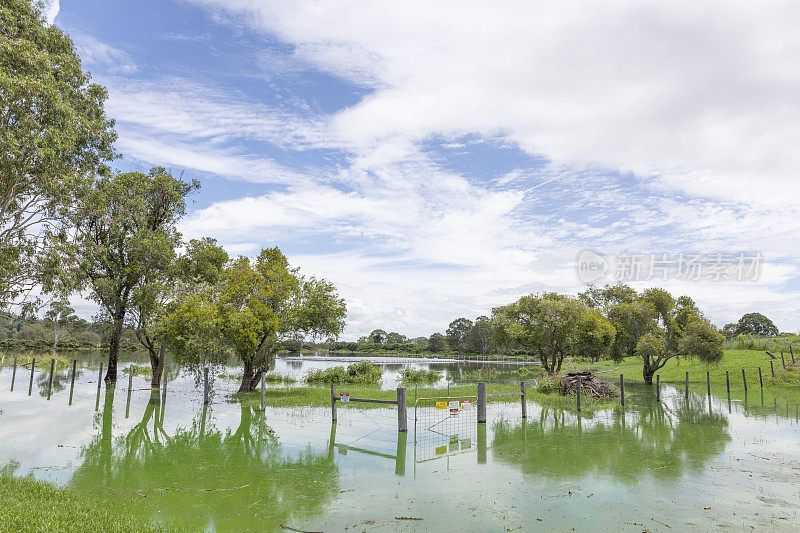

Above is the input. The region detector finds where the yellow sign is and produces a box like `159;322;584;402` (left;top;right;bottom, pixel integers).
435;401;447;409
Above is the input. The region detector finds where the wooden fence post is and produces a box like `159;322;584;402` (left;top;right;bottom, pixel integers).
742;368;747;391
397;387;407;432
10;356;17;391
477;382;487;423
685;372;689;399
331;383;337;422
576;376;582;412
28;358;35;396
758;367;763;388
656;374;660;401
520;381;527;419
619;374;625;406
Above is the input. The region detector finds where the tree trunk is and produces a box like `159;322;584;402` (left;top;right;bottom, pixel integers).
105;316;124;382
238;359;255;393
642;362;656;385
149;346;165;389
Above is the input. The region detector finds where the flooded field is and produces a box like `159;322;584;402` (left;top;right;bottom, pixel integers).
1;353;799;531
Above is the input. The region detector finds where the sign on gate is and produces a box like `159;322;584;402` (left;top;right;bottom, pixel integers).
340;392;350;402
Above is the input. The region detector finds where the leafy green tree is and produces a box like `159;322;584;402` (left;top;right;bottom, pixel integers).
573;308;616;362
385;331;406;344
368;329;387;343
734;312;778;337
466;316;493;356
494;293;586;374
44;298;76;354
446;317;473;354
607;300;657;361
634;289;724;383
721;323;738;339
579;283;638;310
44;168;196;382
132;237;228;388
428;332;447;352
0;0;115;306
161;248;346;393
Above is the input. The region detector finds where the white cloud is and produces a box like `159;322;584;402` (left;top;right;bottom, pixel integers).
76;1;800;335
187;0;800;207
73;33;138;74
41;0;59;24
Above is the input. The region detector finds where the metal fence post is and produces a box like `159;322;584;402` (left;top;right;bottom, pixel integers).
707;371;711;396
28;358;36;396
770;360;775;377
47;359;55;400
10;356;17;391
97;363;103;391
742;368;747;391
619;374;624;406
397;387;407;432
203;367;210;405
726;370;730;398
260;373;265;411
656;374;660;401
477;382;487;423
331;383;337;422
781;353;786;370
576;376;582;412
685;372;689;399
520;381;527;419
758;367;763;388
69;360;77;405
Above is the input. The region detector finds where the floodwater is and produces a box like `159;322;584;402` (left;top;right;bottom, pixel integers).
1;354;799;532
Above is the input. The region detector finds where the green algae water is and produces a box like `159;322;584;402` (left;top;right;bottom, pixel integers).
1;356;799;531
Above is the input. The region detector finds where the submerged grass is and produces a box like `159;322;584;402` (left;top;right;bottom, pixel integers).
0;475;181;532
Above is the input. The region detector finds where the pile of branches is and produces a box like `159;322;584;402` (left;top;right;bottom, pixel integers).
559;371;617;398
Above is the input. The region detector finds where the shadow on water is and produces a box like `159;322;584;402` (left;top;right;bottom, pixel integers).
70;390;340;531
491;394;730;482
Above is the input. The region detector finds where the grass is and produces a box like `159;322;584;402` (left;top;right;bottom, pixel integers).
238;381;613;413
565;348;800;404
0;475;181;532
0;353;73;373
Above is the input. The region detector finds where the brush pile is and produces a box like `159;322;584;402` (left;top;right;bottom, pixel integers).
560;371;617;398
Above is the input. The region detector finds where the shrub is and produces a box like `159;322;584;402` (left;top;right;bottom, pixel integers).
398;367;442;383
305;361;382;384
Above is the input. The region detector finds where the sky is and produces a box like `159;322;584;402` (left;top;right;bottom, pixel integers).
43;0;800;338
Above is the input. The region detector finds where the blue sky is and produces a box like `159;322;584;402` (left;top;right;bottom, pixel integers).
45;0;800;338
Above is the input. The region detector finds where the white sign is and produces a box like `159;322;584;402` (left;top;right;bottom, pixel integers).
448;401;460;411
340;392;350;402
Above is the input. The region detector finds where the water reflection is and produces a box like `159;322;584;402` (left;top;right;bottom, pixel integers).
492;397;730;481
71;391;340;531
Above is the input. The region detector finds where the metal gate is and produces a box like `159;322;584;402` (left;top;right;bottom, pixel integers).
413;396;477;462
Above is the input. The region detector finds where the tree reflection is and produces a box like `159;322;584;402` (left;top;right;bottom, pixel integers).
491;397;730;482
72;391;339;531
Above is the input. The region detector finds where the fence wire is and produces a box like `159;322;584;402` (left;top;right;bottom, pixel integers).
414;396;477;462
